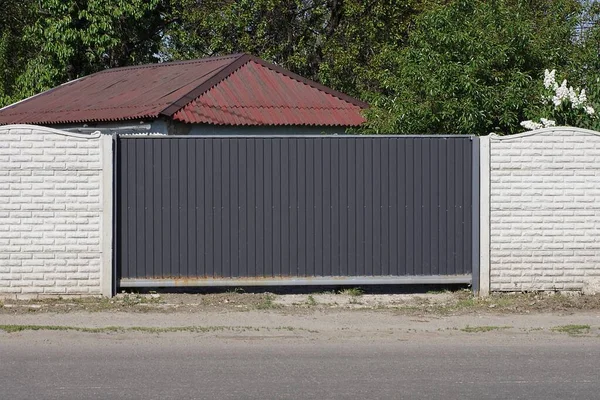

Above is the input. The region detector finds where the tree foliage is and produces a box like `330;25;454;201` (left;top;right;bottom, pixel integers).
1;0;171;104
362;0;583;135
165;0;436;98
0;0;36;106
0;0;599;135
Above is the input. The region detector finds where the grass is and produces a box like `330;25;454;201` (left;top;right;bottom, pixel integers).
255;294;280;310
551;324;591;335
338;287;364;297
0;324;314;334
426;289;450;295
306;295;317;306
2;290;600;315
461;325;512;333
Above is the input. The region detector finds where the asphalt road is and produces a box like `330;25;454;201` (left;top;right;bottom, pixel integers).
1;331;599;400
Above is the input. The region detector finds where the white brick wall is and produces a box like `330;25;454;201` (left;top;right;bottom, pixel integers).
0;125;105;297
489;127;600;291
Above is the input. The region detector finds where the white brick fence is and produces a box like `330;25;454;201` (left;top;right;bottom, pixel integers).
479;127;600;294
2;124;600;297
0;125;112;298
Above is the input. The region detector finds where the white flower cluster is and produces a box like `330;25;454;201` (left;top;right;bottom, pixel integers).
520;69;596;131
543;69;556;89
520;118;555;130
544;69;594;114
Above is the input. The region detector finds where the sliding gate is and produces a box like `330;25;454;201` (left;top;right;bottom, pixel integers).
116;135;478;288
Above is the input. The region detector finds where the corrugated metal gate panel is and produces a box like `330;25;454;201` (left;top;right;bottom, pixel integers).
117;136;474;282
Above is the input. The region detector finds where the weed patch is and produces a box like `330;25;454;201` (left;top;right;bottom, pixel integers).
306;295;317;306
255;294;281;310
461;325;512;333
0;324;314;334
551;325;591;335
339;288;364;297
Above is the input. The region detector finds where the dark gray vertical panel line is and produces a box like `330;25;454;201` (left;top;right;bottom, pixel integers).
447;140;460;273
414;139;424;276
197;140;205;278
355;138;364;276
221;139;230;278
276;138;284;277
289;139;297;276
118;139;125;279
179;139;188;278
262;138;272;277
324;138;333;276
204;140;213;278
421;139;431;276
255;139;264;277
169;140;178;277
382;139;390;276
120;139;128;279
212;139;222;277
188;141;196;278
331;139;340;276
337;139;347;276
297;139;306;276
305;139;315;277
396;140;405;276
458;140;466;274
386;139;395;276
143;140;153;277
236;139;246;278
285;138;293;277
314;139;324;277
406;139;415;275
246;139;256;278
368;138;375;276
133;141;140;278
454;138;466;273
230;139;239;278
131;140;139;278
430;141;439;275
161;140;169;276
274;139;284;277
152;140;160;279
439;140;448;276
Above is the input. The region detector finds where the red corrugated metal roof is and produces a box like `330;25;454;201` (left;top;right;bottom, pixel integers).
172;60;365;126
0;54;367;127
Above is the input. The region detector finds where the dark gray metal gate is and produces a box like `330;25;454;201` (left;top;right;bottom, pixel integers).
116;136;478;288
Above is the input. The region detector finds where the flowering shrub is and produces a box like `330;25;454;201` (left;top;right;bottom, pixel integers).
521;69;599;131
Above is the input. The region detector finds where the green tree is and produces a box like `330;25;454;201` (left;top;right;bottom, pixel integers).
3;0;170;105
0;0;36;106
361;0;583;135
165;0;436;98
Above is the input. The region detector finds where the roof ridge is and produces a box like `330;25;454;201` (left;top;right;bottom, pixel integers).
159;54;252;117
97;53;246;74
